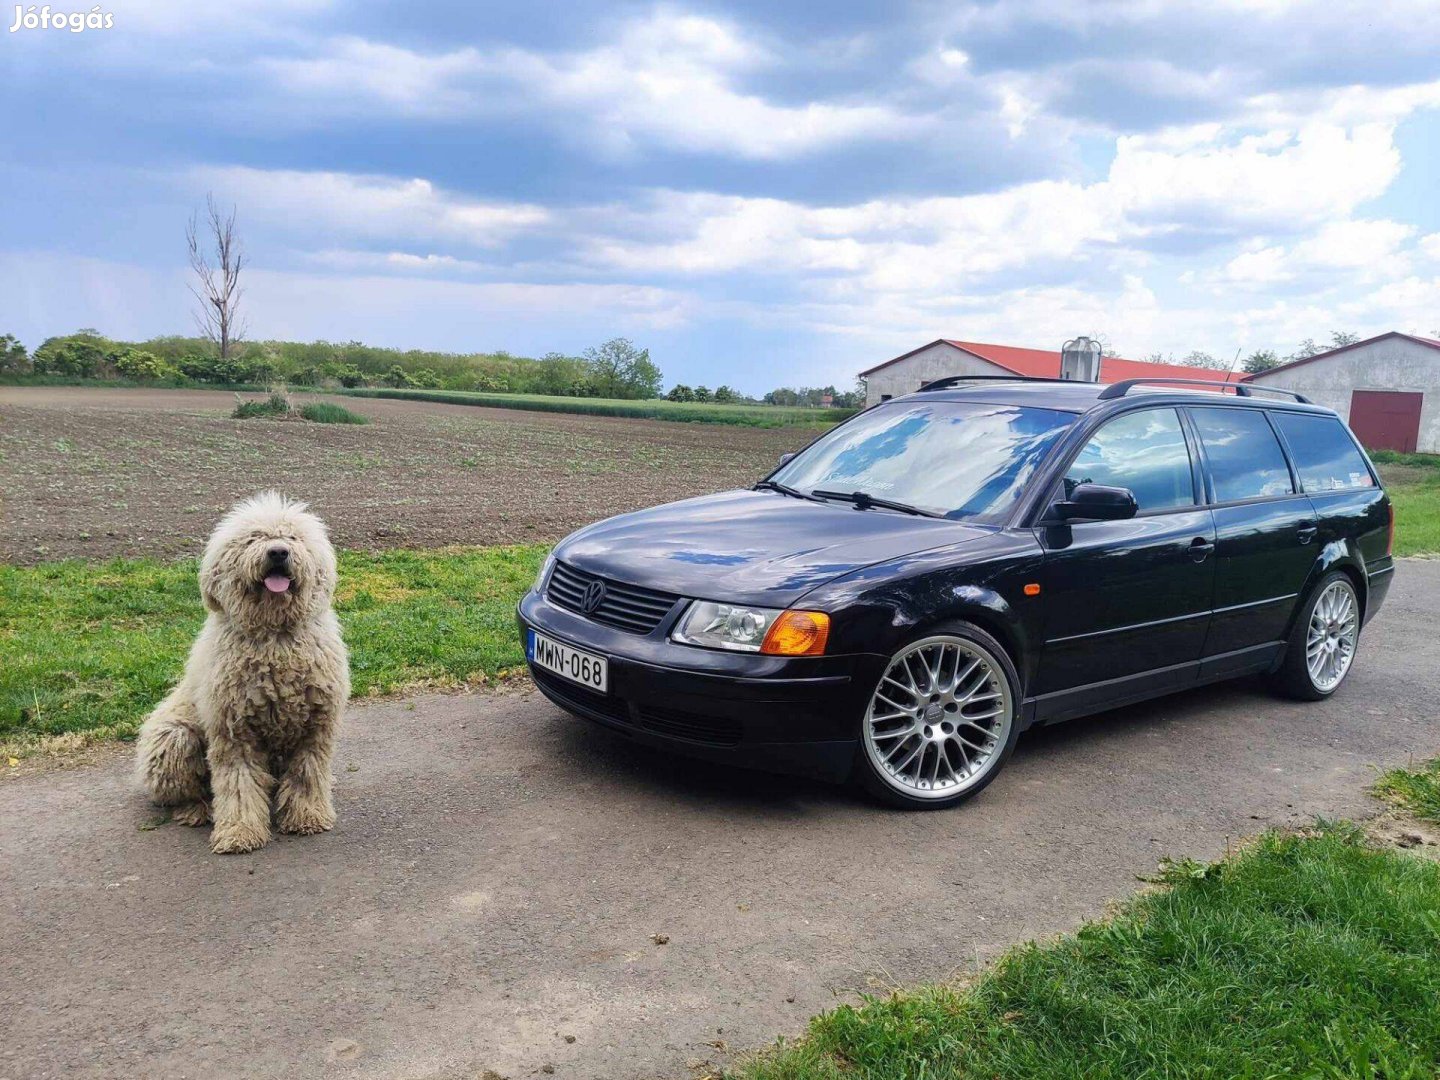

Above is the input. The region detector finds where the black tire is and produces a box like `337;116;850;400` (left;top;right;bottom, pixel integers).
1269;570;1362;701
853;620;1023;810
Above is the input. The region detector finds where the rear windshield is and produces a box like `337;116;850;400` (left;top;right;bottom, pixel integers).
772;400;1075;522
1271;413;1376;492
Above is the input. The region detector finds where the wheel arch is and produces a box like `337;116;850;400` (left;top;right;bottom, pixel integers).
901;599;1028;697
1287;544;1369;640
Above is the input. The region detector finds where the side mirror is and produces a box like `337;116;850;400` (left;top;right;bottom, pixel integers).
1053;483;1137;522
777;452;795;467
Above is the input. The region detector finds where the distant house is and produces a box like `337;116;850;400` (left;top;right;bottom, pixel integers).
1243;331;1440;453
859;339;1235;406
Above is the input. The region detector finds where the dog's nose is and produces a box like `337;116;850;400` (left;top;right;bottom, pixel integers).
267;546;289;563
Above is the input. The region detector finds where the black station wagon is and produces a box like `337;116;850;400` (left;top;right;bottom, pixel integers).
518;376;1395;809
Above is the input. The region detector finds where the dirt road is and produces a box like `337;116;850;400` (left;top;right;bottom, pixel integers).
2;563;1436;1080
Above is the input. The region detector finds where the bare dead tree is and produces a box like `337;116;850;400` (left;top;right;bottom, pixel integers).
186;194;247;360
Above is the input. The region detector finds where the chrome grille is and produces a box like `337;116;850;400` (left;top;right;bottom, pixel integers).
546;561;678;635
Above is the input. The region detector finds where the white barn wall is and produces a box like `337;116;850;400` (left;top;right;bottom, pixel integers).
864;343;1006;406
1248;337;1440;453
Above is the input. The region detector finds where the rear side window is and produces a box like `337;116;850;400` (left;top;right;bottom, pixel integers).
1190;408;1294;502
1064;408;1195;513
1272;413;1375;492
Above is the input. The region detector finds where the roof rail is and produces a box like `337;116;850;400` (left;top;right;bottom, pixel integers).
918;374;1077;392
1096;377;1311;404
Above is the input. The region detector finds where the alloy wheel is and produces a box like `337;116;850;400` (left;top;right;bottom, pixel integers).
1306;579;1359;693
863;635;1014;801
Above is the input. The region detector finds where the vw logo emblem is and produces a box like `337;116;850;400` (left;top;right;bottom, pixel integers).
581;579;607;614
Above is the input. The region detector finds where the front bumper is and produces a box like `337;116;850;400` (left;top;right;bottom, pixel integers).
516;588;885;783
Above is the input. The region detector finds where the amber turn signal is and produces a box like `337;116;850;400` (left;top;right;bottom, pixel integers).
760;610;830;656
1023;583;1041;597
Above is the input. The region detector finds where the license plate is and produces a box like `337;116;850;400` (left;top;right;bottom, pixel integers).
528;630;609;693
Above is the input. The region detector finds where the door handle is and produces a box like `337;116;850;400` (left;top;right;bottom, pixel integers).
1297;524;1318;545
1189;537;1215;563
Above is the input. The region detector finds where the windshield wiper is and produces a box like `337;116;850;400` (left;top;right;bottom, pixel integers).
753;479;826;503
811;489;943;518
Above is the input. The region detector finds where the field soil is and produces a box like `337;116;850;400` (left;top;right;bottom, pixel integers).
0;386;813;564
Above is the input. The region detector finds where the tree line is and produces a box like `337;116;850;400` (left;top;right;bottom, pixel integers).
1148;331;1365;375
0;330;668;399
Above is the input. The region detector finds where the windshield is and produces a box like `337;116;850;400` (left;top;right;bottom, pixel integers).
770;400;1075;522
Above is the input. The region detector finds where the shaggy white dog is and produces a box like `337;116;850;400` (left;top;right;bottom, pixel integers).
136;492;349;854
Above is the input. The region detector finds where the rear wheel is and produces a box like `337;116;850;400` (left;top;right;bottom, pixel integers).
855;623;1021;809
1270;571;1361;700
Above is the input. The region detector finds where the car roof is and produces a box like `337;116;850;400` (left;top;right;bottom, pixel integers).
891;378;1338;418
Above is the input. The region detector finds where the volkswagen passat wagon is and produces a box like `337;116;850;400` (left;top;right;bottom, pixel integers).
517;376;1394;809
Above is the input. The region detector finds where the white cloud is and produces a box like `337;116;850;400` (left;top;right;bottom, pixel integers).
1222;246;1289;284
260;37;484;116
580;114;1410;292
304;250;491;274
189;166;549;247
1292;219;1414;270
1109;122;1400;231
0;252;699;350
258;10;912;159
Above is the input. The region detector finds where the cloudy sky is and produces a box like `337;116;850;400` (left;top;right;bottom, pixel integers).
2;0;1438;392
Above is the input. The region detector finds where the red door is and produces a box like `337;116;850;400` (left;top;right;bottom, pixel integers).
1350;390;1423;453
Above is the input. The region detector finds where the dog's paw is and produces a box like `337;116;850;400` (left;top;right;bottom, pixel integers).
172;801;211;827
210;822;270;854
277;804;336;836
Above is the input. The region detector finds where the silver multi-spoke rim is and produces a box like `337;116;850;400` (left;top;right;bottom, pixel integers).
1306;580;1359;693
863;635;1014;800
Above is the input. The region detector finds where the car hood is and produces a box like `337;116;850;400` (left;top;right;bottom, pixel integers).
555;489;991;607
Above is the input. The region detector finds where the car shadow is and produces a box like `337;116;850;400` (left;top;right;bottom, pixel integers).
535;675;1286;817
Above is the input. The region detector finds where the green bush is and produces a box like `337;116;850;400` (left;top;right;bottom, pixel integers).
668;384;695;402
32;331;111;378
112;348;175;382
329;364;367;388
299;402;369;425
231;392;292;420
0;333;29;374
180;354;249;384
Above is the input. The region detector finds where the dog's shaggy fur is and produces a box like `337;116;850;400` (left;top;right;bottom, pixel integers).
136;492;349;854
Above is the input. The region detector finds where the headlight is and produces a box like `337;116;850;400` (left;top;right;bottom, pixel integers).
533;553;555;593
672;601;830;656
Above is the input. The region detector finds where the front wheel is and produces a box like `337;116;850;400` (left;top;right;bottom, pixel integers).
855;623;1021;810
1270;571;1362;700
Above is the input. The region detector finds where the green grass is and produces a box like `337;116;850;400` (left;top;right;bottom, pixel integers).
1369;449;1440;470
298;401;369;425
338;387;855;428
1375;758;1440;823
230;395;371;425
231;394;291;420
1376;459;1440;556
0;545;546;747
733;825;1440;1080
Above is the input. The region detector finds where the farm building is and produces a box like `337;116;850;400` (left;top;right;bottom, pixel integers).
1243;331;1440;453
859;339;1235;406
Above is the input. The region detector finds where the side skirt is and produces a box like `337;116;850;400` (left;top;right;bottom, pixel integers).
1022;642;1284;729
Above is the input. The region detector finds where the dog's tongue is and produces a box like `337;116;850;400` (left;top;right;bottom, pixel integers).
263;574;292;594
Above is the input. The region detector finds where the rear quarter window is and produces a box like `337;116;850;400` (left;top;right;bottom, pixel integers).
1272;413;1376;492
